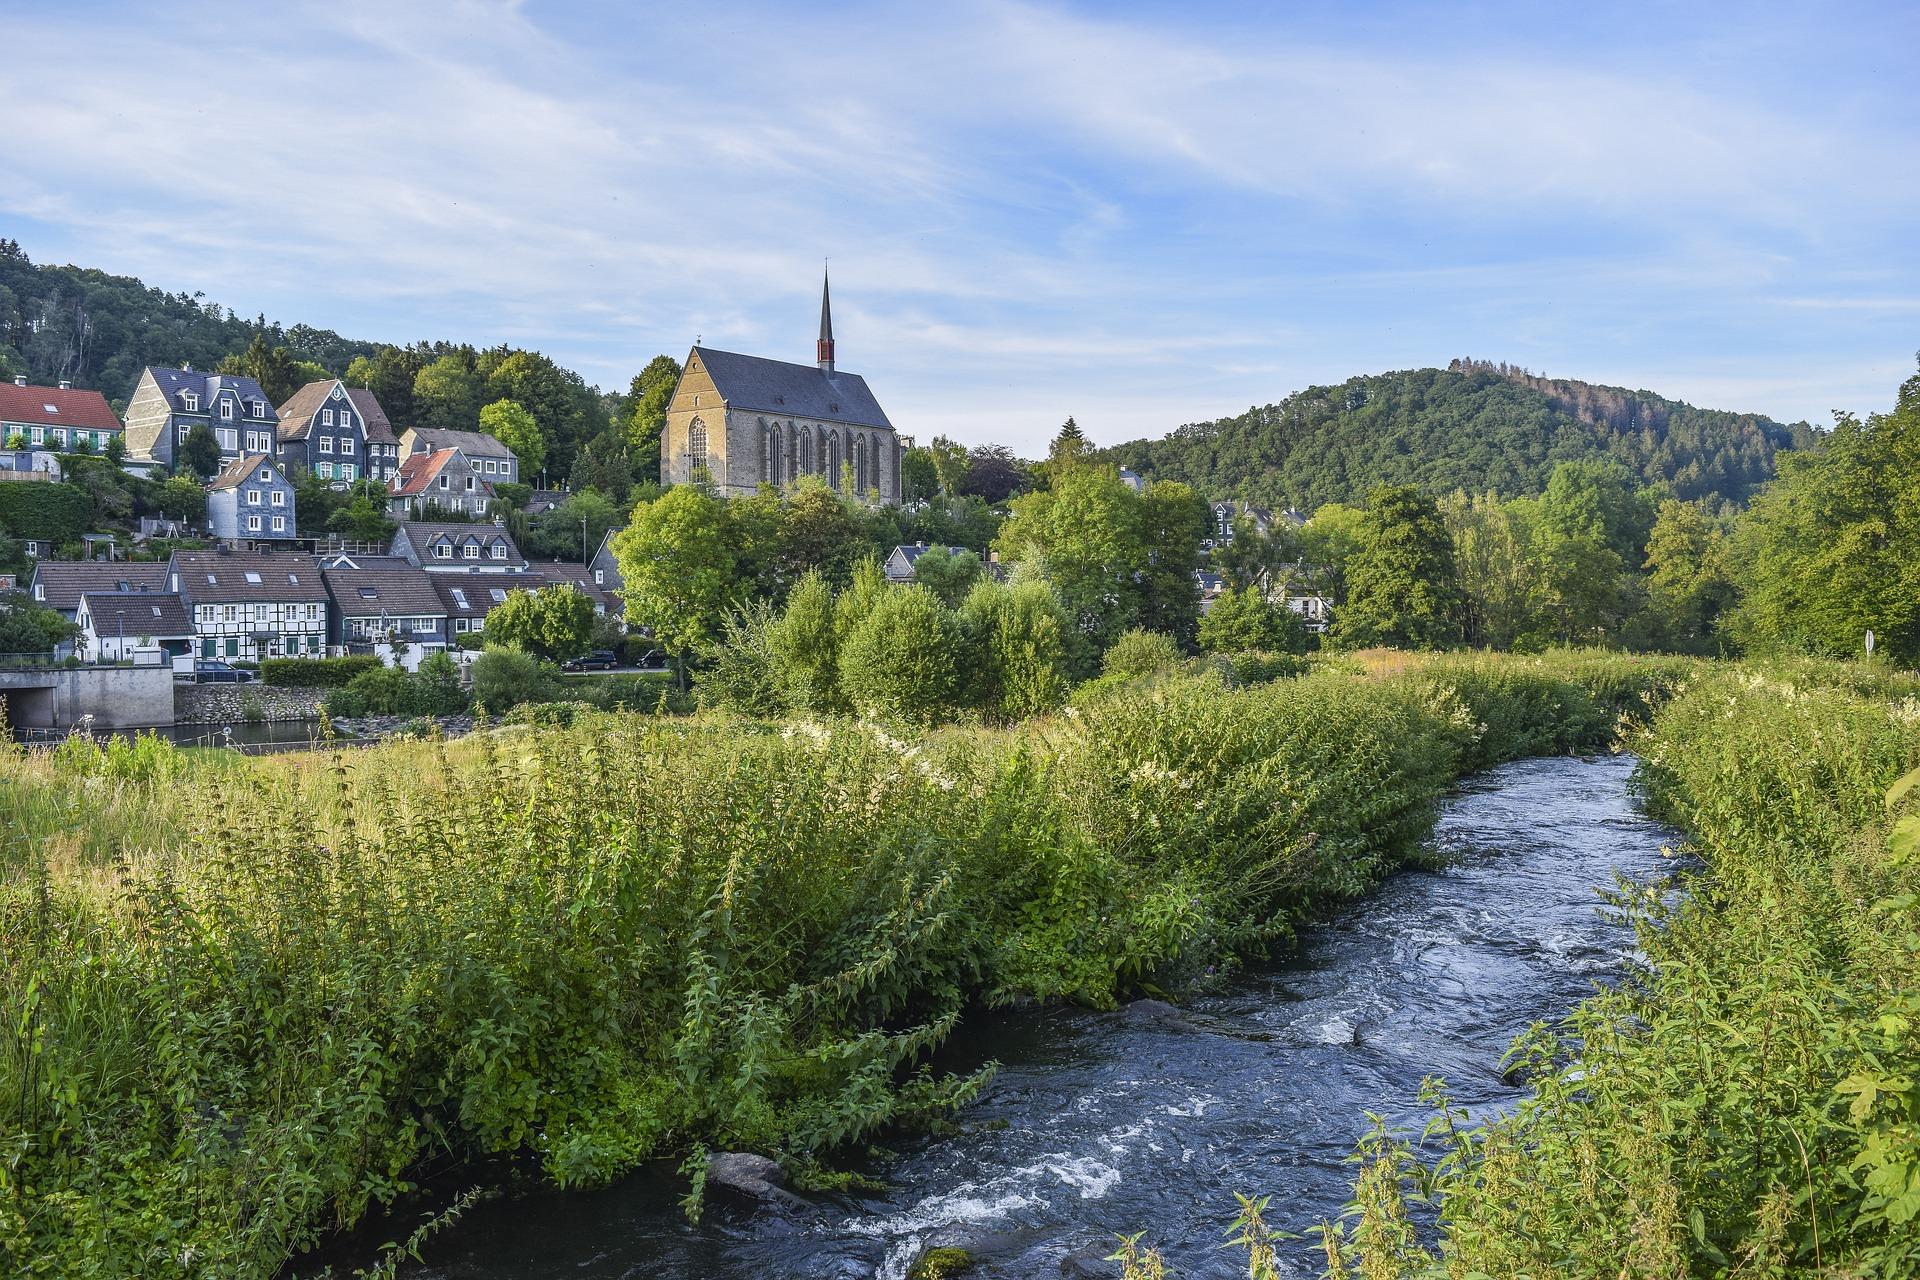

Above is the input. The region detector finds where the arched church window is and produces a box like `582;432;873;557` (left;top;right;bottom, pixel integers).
826;433;842;489
767;427;783;484
688;418;709;484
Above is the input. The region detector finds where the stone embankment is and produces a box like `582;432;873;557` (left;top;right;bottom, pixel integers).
174;684;323;725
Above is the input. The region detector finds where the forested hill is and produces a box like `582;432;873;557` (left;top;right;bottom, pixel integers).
1104;359;1817;509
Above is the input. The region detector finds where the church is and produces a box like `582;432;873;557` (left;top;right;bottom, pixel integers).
660;272;901;503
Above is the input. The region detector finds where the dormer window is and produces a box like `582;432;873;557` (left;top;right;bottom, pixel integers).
434;544;452;559
182;392;199;412
491;544;507;560
463;544;479;559
220;400;234;420
251;400;265;417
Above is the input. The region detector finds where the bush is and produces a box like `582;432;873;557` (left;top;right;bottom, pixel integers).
344;665;416;716
1219;649;1310;687
837;584;963;726
321;685;368;718
1101;628;1183;680
957;578;1072;721
768;570;844;715
412;651;470;716
696;601;788;717
262;655;382;688
1197;586;1309;655
471;645;559;711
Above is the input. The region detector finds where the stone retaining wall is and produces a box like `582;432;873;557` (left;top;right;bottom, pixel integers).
175;683;323;725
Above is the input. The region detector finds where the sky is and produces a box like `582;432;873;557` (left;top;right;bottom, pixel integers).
1;0;1915;453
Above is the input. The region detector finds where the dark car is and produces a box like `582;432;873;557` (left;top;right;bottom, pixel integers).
563;649;619;672
631;647;668;670
192;660;256;684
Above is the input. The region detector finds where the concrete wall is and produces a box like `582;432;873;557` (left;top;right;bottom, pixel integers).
0;665;177;729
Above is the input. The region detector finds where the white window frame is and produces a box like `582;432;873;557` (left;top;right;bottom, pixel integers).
321;409;333;426
182;392;199;411
271;515;286;532
246;514;261;532
220;400;234;420
319;435;334;454
271;490;285;507
340;436;355;455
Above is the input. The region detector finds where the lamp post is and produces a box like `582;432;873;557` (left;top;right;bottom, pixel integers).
581;516;589;567
114;610;124;665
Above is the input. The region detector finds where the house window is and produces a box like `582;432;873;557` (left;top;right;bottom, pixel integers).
220;400;234;420
455;617;469;633
340;437;354;455
316;462;332;478
340;464;355;480
319;436;334;453
258;468;270;481
464;477;475;491
463;544;478;559
252;400;265;417
438;474;449;490
177;426;188;443
594;569;604;585
222;606;236;622
217;428;237;450
271;515;285;532
490;544;506;560
183;393;199;411
434;544;451;559
322;409;333;426
270;489;284;506
247;515;261;531
52;430;66;447
29;427;42;445
246;489;261;505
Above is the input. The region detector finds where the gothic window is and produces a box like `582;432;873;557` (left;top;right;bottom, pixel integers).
767;426;784;485
825;432;842;489
855;435;869;493
688;418;709;483
796;431;812;476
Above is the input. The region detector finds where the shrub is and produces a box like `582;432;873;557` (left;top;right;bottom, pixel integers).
1198;586;1310;655
769;570;844;714
957;578;1073;721
838;584;963;726
471;645;559;711
344;665;416;716
412;651;470;716
1219;650;1310;687
262;655;382;688
1101;628;1183;680
321;685;368;718
238;692;266;724
696;601;788;717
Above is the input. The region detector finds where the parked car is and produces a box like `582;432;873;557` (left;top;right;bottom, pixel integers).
563;649;619;672
191;660;255;684
631;647;668;670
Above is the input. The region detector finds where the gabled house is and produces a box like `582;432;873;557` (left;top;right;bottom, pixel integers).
1210;500;1274;545
399;427;521;486
319;556;449;661
431;574;547;643
26;561;170;657
206;455;297;542
167;549;328;661
524;560;617;615
276;379;392;485
389;521;527;572
387;448;493;519
589;529;624;607
75;591;192;663
883;542;959;585
122;367;278;469
0;378;124;456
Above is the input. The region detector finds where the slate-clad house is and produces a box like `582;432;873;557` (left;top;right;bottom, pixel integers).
276;379;399;484
319;556;449;654
390;521;527;572
0;378;124;456
167;549;328;661
431;574;544;641
75;591;193;663
27;561;169;658
883;542;959;585
122;367;279;468
399;427;521;486
524;560;617;615
206;455;296;541
589;529;623;606
387;448;493;518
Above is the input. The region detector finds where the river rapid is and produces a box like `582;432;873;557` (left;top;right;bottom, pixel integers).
396;752;1678;1279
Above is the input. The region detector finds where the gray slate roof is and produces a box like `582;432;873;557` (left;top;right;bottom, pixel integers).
347;388;397;445
80;591;191;637
170;551;326;604
691;346;893;430
142;368;275;417
402;427;513;458
432;574;548;620
321;557;448;618
393;522;525;565
29;562;170;613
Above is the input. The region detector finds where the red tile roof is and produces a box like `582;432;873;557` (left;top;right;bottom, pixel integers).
390;448;459;497
0;382;122;432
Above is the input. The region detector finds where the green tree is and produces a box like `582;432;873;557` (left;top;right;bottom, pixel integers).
1441;492;1540;649
470;645;557;710
1637;498;1734;654
326;493;396;543
1333;485;1463;650
484;583;596;661
345;346;424;423
1047;416;1092;476
482;349;600;480
996;462;1145;656
156;474;207;523
768;569;844;714
910;546;984;607
0;590;78;654
1299;503;1368;605
927;435;970;498
1197;585;1308;654
777;478;867;585
624;354;680;479
413;352;483;432
957;578;1072;720
217;332;304;405
412;650;469;715
1135;480;1208;645
103;434;126;464
479;399;547;478
899;445;940;503
1101;627;1182;679
613;485;737;684
837;584;962;726
179;424;223;479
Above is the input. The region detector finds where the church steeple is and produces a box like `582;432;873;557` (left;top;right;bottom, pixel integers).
816;266;835;375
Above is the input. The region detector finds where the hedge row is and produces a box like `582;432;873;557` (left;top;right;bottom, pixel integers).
259;655;382;687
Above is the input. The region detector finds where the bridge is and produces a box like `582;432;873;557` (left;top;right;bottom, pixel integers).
0;653;177;732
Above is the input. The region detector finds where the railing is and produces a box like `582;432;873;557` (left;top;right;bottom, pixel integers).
0;651;170;672
0;652;63;671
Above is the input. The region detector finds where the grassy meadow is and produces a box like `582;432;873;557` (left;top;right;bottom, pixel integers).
3;651;1691;1277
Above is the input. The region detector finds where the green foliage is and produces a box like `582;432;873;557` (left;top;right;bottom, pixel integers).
479;398;546;477
1101;628;1183;680
179;423;223;478
1334;485;1463;650
0;590;79;654
624;354;680;479
484;584;596;661
261;655;381;687
957;579;1074;721
909;546;985;607
215;333;308;405
838;585;963;726
1197;586;1308;655
326;492;396;542
614;485;737;663
1106;360;1807;511
0;479;91;545
470;645;560;710
768;570;845;715
695;601;789;717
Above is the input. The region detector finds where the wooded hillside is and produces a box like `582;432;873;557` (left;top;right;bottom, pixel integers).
1105;359;1816;509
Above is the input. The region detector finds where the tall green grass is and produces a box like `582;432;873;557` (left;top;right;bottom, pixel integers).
1316;661;1920;1278
0;652;1684;1278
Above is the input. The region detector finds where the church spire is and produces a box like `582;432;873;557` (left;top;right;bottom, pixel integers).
817;265;835;375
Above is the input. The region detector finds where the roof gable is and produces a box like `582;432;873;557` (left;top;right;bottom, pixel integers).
0;383;122;432
685;345;893;430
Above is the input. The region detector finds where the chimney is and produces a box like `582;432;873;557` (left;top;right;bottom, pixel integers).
57;379;71;390
182;362;193;373
10;375;23;387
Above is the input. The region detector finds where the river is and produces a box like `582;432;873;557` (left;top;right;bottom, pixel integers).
395;752;1678;1279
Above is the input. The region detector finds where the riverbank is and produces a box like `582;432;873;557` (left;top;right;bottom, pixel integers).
0;651;1690;1278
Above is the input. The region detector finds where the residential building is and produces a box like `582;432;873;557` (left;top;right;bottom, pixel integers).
319;556;449;662
661;270;900;501
206;455;297;542
0;448;60;480
1118;467;1146;493
276;379;400;484
431;573;566;642
28;561;170;624
1279;591;1333;635
400;427;521;486
75;591;192;663
0;378;123;456
883;542;959;585
121;367;278;469
1210;501;1275;545
389;521;527;572
167;549;328;661
588;529;624;608
387;448;494;519
524;560;617;614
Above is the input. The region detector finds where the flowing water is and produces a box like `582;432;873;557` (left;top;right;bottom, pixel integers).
396;752;1679;1279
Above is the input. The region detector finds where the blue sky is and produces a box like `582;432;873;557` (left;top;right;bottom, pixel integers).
2;0;1915;453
